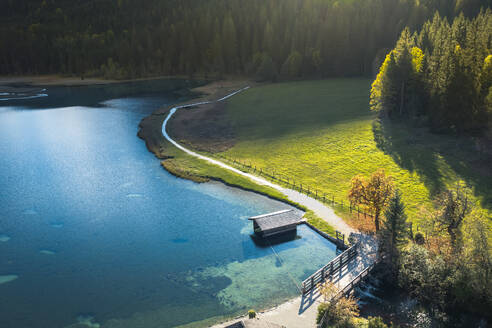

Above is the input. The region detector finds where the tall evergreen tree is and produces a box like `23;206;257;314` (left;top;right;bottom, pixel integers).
381;190;408;275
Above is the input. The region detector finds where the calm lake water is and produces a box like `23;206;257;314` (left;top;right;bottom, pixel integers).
0;79;337;328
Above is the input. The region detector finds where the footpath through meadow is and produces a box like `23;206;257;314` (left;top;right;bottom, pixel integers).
162;87;377;328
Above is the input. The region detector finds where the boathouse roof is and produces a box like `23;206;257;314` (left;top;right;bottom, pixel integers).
248;209;302;233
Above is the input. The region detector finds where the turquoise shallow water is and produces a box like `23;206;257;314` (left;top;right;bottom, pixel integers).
0;80;337;328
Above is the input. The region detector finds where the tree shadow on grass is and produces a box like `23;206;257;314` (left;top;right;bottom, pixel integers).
226;78;373;141
373;118;492;210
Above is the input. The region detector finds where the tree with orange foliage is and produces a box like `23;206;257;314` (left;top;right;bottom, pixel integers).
348;169;394;231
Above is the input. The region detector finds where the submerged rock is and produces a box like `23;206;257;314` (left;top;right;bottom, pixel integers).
0;275;18;285
72;315;100;328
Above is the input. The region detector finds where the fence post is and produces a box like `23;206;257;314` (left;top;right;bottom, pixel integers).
332;196;334;205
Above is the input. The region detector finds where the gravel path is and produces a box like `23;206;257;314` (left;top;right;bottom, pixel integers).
161;87;354;237
162;87;377;328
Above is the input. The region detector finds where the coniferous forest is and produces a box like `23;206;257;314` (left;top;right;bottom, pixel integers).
0;0;490;81
371;12;492;134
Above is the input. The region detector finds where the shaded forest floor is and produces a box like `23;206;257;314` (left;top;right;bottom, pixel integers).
170;79;492;228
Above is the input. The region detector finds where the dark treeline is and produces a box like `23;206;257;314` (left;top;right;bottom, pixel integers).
371;10;492;134
0;0;490;80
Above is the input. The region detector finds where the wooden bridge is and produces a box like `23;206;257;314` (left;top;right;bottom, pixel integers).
317;260;378;327
301;243;358;294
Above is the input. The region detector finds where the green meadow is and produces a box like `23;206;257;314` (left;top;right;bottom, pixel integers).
217;79;492;226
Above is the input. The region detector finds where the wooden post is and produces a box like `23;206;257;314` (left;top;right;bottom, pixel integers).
332;196;334;205
315;190;317;198
341;200;343;208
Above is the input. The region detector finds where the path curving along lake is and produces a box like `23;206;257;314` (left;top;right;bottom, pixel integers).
0;79;339;328
162;87;354;237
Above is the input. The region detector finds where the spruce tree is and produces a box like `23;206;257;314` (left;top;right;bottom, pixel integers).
381;189;408;275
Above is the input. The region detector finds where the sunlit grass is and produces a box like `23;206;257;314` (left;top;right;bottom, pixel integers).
220;79;491;226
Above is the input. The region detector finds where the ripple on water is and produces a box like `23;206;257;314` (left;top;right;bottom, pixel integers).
50;222;64;228
126;193;143;198
39;250;56;255
0;275;18;285
0;234;10;242
171;238;188;244
23;209;37;215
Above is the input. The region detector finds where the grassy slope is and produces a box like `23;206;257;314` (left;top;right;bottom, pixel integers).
219;79;491;226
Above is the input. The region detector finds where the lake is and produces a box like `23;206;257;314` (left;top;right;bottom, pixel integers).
0;79;338;328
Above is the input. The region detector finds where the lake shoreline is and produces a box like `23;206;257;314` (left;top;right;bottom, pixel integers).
137;81;319;326
0;74;209;88
0;75;187;99
137;80;353;327
137;79;314;213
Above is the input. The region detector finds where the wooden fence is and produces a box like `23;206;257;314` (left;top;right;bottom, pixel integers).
301;243;358;294
214;154;375;220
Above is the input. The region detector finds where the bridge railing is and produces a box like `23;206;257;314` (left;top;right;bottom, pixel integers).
317;261;377;328
301;243;358;294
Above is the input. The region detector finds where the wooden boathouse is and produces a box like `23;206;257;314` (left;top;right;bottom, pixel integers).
249;209;303;237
